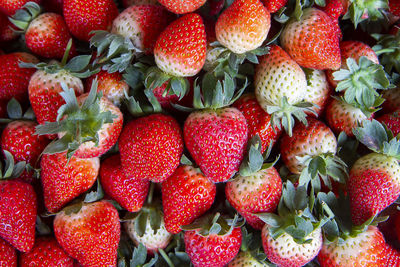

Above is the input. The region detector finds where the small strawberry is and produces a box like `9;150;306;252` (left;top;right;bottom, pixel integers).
215;0;270;54
303;68;331;116
183;213;243;267
262;0;288;13
0;11;18;41
280;8;341;70
162;165;216;234
0;52;38;103
63;0;119;41
40;152;100;213
54;200;120;266
100;154;149;212
319;0;345;20
0;237;17;266
377;110;400;136
158;0;205;14
349;120;400;225
119;113;183;183
390;0;400;17
20;236;74;266
0;0;40;16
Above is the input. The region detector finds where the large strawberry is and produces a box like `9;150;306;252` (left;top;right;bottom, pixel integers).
0;52;38;103
54;200;120;266
100;154;149;212
119;113;183;183
162;165;216;234
40;152;100;213
0;0;40;16
280;8;341;70
0;237;17;266
20;236;74;266
157;0;205;14
63;0;118;42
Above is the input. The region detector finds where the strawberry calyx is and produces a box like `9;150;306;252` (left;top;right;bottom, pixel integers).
238;227;272;265
333;56;392;114
372;31;400;74
343;0;389;28
0;150;27;180
8;1;41;33
126;243;159;267
0;98;36;124
257;181;334;244
35;79;118;159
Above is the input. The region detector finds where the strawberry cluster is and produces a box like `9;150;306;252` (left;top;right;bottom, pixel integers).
0;0;400;266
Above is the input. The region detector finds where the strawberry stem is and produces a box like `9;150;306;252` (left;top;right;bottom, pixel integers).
158;248;174;267
147;182;155;204
61;39;73;67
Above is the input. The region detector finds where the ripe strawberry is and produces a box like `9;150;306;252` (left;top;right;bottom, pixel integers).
0;12;18;41
226;167;282;229
154;13;206;77
0;0;40;16
100;154;149;212
0;52;38;102
119;113;184;183
233;93;281;153
0;237;17;266
215;0;271;54
390;0;400;16
262;0;288;13
318;226;389;266
20;236;74;266
152;81;180;109
54;200;120;266
158;0;205;14
385;244;400;266
63;0;118;42
319;0;345;20
0;180;37;252
111;5;174;55
40;152;100;213
325;97;373;137
303;69;331;116
280;8;341;70
162;165;216;234
1;120;50;183
377;110;400;136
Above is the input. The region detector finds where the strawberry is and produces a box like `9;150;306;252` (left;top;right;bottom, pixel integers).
280;8;341;70
20;236;74;266
0;52;39;103
152;81;180;109
262;0;288;13
183;214;243;267
54;200;120;266
233;93;281;153
349;120;400;225
319;0;345;20
215;0;271;54
63;0;118;42
111;5;174;55
0;0;40;16
0;180;37;252
162;165;216;234
303;69;331;116
318;226;389;266
325;97;373;137
382;86;400;114
385;244;400;266
0;12;18;41
377;110;400;136
40;152;100;213
0;237;17;266
100;154;149;212
1;120;49;183
158;0;205;14
390;0;400;17
119;113;184;183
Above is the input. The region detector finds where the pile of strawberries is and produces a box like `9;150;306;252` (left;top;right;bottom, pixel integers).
1;0;400;266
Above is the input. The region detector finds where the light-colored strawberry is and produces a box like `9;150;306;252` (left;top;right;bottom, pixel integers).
303;68;331;116
157;0;206;14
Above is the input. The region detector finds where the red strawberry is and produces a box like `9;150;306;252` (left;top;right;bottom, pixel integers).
100;154;149;212
111;5;174;55
0;12;18;41
154;13;206;77
63;0;118;42
54;201;120;266
0;52;39;102
0;0;40;16
158;0;205;14
40;152;100;213
319;0;345;20
215;0;271;54
225;167;282;229
280;8;341;70
162;165;216;234
0;237;17;266
20;236;74;266
262;0;288;13
152;81;180;109
390;0;400;17
385;244;400;266
0;180;37;252
233;93;281;153
1;121;50;183
119;113;184;183
377;110;400;136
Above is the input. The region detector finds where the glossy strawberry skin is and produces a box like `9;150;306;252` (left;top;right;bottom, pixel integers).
319;0;344;20
0;237;17;266
0;180;37;252
54;201;120;267
63;0;119;42
119;113;184;183
162;165;216;234
184;227;242;267
158;0;206;14
20;236;74;267
0;52;39;103
0;0;41;16
40;152;100;213
184;107;248;183
100;154;149;212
